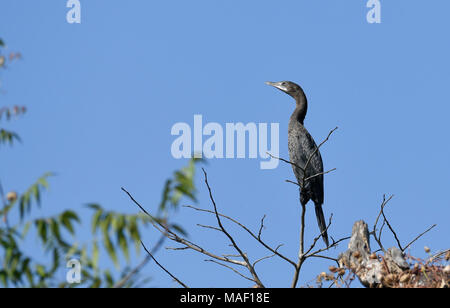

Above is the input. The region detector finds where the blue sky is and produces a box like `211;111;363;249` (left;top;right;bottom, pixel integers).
1;1;449;287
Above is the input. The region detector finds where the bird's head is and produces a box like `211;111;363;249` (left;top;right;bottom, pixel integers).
265;81;304;100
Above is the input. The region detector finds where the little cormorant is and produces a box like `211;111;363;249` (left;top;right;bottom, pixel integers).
266;81;329;247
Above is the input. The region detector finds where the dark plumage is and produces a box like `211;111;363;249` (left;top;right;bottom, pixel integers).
266;81;329;246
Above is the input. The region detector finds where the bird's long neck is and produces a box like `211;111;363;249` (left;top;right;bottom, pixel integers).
291;93;308;125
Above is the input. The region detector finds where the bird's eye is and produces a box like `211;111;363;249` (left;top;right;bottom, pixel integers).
281;82;287;86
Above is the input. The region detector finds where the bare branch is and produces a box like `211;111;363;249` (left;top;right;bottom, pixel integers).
113;234;166;288
252;244;284;269
308;235;350;257
402;224;437;252
304;127;338;172
222;254;243;258
372;194;394;252
308;254;339;264
141;240;189;288
166;246;190;251
202;168;265;288
291;209;348;288
183;205;296;268
257;215;266;240
121;187;154;219
291;202;307;288
285;179;301;188
373;194;394;232
205;260;254;282
304;168;337;182
121;186;247;267
380;198;403;251
428;249;450;262
304;214;334;256
197;223;222;232
266;152;305;173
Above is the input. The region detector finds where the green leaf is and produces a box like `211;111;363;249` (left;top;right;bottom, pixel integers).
21;257;31;275
80;244;88;265
0;271;7;287
92;240;99;269
127;216;141;254
36;265;46;278
63;210;79;222
158;179;172;213
103;234;118;268
66;242;79;259
50;248;59;274
100;213;118;267
117;227;129;262
0;202;15;217
86;203;102;211
60;210;79;235
22;221;31;237
104;270;114;287
18;173;54;220
91;209;103;234
5;247;13;264
90;277;101;288
36;220;48;244
50;219;62;242
0;129;21;146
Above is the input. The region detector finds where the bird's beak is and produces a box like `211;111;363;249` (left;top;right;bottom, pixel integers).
265;81;287;93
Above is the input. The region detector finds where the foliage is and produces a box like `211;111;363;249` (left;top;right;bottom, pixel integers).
0;38;200;287
317;250;450;288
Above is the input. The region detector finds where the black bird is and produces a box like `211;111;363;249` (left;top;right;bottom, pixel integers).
266;81;329;247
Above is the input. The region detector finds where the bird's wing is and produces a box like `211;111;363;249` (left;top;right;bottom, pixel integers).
301;129;324;205
288;125;324;204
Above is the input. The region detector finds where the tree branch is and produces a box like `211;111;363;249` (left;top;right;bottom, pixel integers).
202;168;265;288
141;240;189;288
183;205;296;268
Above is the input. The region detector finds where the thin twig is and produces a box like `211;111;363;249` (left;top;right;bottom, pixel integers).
205;260;254;282
202;168;265;288
304;214;334;256
285;179;301;188
378;219;386;244
141;240;189;288
372;194;394;252
291;202;307;288
428;249;450;262
304;168;337;182
307;235;350;257
113;234;166;288
257;215;266;240
308;254;339;264
166;246;190;251
266;153;305;173
197;224;222;232
122;187;246;267
252;244;284;269
303;127;338;172
121;187;154;219
379;196;403;251
183;205;296;268
402;224;437;252
373;194;394;230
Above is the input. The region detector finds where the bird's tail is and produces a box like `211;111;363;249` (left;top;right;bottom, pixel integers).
315;204;329;247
